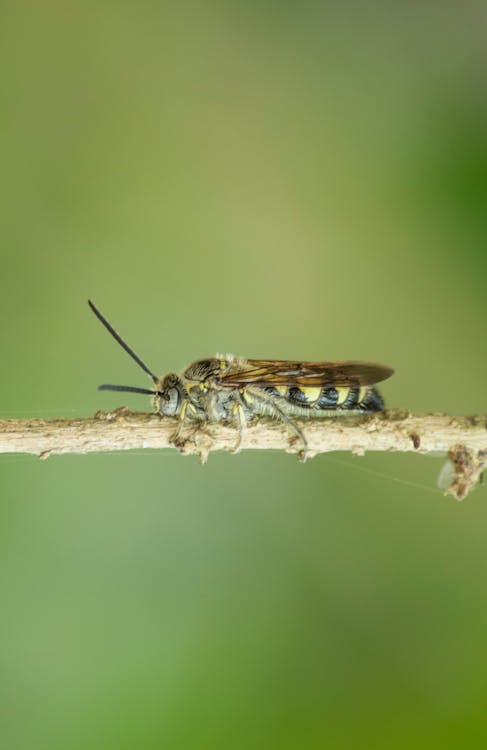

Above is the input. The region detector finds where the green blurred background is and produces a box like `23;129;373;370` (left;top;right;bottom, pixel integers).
1;2;486;748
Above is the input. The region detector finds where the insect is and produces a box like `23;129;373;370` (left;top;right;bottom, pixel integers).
88;300;394;456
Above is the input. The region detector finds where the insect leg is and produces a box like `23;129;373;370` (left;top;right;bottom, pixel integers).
244;387;309;459
172;398;198;442
231;396;247;454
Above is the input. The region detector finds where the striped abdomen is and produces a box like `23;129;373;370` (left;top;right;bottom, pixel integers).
258;385;385;416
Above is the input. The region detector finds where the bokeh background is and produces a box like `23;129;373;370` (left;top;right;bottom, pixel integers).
1;2;486;748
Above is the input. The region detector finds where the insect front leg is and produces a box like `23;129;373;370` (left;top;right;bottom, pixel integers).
171;398;202;449
173;398;190;441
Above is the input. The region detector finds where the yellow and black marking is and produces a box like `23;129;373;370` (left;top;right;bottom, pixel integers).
259;384;384;415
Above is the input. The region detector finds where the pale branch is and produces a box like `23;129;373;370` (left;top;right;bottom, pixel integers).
0;409;486;500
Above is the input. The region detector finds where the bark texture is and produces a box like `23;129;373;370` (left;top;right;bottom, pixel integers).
1;408;486;500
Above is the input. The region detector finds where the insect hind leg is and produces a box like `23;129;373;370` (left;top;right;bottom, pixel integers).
244;387;309;460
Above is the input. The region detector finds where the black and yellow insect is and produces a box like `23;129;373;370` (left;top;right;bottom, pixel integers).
89;300;394;453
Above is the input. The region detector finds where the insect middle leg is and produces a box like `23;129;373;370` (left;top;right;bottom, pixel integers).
230;392;248;454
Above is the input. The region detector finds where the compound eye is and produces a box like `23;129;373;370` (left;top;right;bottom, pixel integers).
162;387;179;416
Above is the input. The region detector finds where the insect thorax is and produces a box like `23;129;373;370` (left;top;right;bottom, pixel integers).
154;358;236;420
182;358;224;381
181;359;238;422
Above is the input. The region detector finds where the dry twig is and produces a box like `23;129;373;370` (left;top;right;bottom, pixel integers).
0;408;486;500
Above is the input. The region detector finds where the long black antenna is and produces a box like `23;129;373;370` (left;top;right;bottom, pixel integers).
88;300;158;383
98;384;158;396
